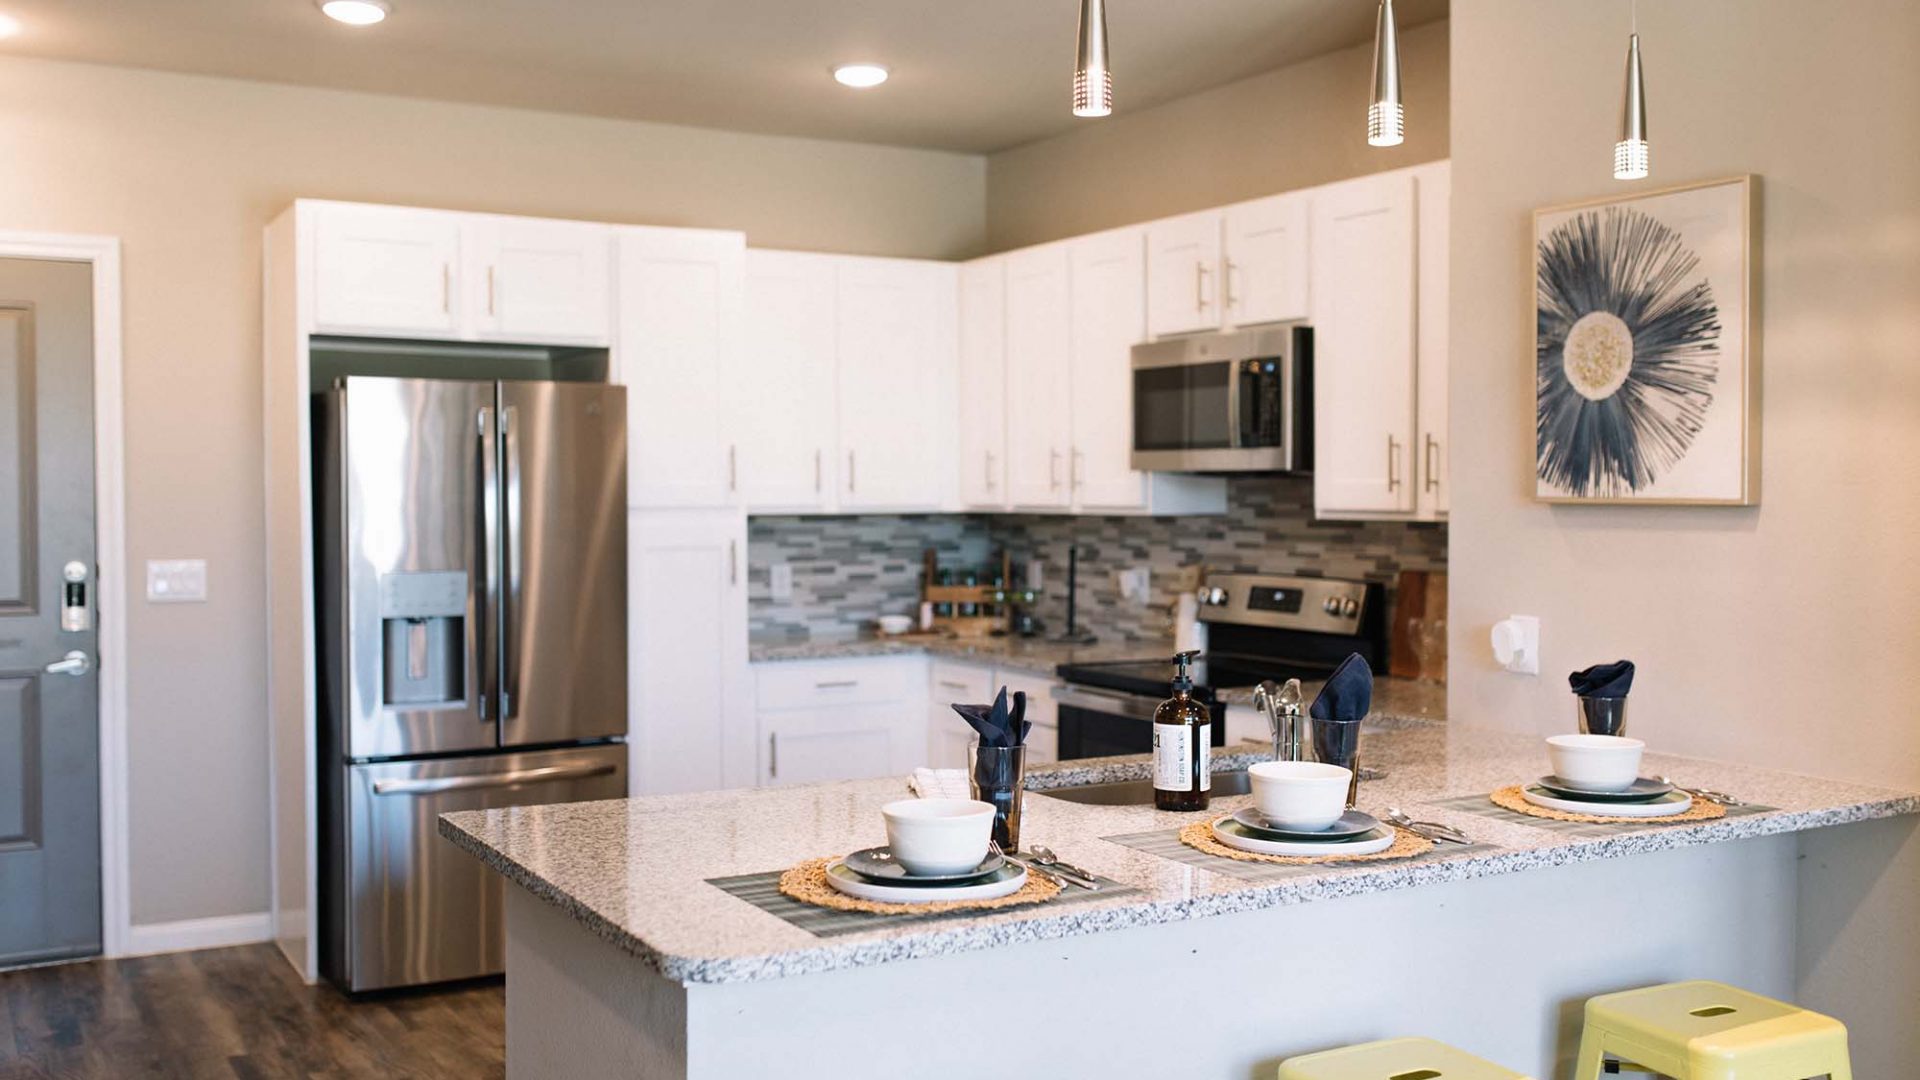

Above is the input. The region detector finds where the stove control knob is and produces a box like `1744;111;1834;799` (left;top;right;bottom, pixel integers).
1340;597;1360;618
1322;597;1341;615
1205;587;1227;606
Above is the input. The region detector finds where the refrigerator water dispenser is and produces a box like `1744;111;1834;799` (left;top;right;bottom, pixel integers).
378;571;468;706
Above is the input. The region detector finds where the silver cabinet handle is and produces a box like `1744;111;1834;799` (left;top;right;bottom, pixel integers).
984;450;995;490
729;539;738;586
1424;434;1440;493
1194;261;1208;312
1049;448;1062;490
937;680;971;691
814;680;859;689
1224;259;1240;313
486;265;496;317
371;761;616;796
768;733;778;779
441;262;451;314
728;444;737;492
814;449;823;493
1071;448;1084;488
847;450;856;494
44;651;91;676
1387;434;1402;492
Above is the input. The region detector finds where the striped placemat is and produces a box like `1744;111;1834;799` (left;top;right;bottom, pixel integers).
1427;792;1774;837
1101;827;1498;882
707;868;1136;939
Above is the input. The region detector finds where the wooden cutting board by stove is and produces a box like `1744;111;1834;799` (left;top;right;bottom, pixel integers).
1389;570;1448;681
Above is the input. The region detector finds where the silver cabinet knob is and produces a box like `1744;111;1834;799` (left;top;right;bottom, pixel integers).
45;650;91;676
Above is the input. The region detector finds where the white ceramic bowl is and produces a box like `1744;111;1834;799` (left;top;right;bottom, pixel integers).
876;614;914;635
881;798;995;875
1546;733;1645;792
1247;761;1353;831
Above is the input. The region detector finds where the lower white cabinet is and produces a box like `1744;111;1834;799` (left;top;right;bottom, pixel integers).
628;509;752;796
925;660;1061;768
754;657;927;786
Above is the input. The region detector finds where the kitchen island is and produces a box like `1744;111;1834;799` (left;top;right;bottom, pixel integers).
441;721;1917;1079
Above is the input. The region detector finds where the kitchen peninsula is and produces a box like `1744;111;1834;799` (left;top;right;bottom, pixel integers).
442;720;1915;1078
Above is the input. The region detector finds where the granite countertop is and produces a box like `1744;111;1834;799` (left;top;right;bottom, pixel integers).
440;724;1918;987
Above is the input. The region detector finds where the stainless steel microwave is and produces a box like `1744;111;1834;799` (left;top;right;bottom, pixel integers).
1130;325;1312;473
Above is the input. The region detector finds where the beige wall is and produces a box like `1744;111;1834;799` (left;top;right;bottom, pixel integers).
1448;2;1919;1068
0;55;985;926
985;19;1449;251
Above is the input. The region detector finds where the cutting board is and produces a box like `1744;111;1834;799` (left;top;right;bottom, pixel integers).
1388;571;1448;680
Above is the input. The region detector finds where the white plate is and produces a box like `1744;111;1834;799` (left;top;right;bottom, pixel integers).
1521;784;1693;818
1210;818;1397;857
824;859;1028;903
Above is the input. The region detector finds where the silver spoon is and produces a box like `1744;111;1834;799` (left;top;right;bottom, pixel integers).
1029;845;1101;888
989;841;1067;888
1384;806;1469;845
1655;776;1744;806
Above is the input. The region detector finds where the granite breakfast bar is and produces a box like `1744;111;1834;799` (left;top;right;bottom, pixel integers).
440;721;1918;1079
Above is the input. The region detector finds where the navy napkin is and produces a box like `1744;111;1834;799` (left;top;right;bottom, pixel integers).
951;687;1029;748
1569;660;1635;698
1309;652;1374;723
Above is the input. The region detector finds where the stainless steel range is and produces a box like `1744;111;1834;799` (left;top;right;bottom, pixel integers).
1052;572;1386;761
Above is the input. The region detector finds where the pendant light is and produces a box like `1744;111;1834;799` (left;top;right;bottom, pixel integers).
1366;0;1403;147
1073;0;1112;118
1614;1;1650;180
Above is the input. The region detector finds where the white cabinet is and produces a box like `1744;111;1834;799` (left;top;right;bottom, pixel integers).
312;203;463;338
740;250;838;511
1145;211;1223;338
1003;245;1074;509
1311;172;1418;518
1067;228;1149;510
957;258;1008;510
1414;162;1450;519
835;258;957;511
628;509;752;795
468;216;611;345
1222;192;1311;328
928;660;994;769
616;226;745;510
754;657;927;786
995;670;1060;765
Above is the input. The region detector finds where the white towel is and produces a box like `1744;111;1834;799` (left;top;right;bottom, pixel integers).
908;768;970;799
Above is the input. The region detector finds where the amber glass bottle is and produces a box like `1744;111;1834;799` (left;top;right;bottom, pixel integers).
1152;652;1211;811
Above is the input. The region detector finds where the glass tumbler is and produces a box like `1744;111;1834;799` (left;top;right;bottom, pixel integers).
968;740;1027;852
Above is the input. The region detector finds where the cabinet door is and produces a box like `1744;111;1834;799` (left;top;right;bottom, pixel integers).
760;704;920;786
312;203;461;338
996;670;1060;765
835;258;955;511
616;227;744;509
469;217;611;345
957;258;1008;510
628;509;751;795
1414;163;1450;518
928;661;994;768
1223;193;1311;328
739;250;837;511
1311;173;1417;517
1003;245;1073;509
1144;211;1223;338
1068;228;1149;510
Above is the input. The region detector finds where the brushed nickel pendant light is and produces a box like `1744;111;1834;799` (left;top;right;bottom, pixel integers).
1073;0;1112;118
1367;0;1403;147
1614;2;1650;180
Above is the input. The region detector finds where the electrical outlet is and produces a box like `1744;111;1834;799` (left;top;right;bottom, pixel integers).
769;562;793;602
147;559;208;603
1115;566;1152;604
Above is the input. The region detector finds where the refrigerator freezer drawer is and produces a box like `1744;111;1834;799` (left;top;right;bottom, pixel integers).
333;743;626;992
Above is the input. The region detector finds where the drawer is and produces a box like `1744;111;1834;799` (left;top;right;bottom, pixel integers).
929;660;994;706
755;656;923;710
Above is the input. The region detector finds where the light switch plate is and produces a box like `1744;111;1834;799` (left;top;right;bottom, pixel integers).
147;559;208;603
769;562;793;602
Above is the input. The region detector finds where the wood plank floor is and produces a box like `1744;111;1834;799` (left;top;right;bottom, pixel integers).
0;945;503;1079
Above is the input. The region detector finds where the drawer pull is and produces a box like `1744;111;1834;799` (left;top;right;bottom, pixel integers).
815;680;859;689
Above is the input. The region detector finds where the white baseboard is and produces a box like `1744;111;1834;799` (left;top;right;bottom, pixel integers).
120;911;274;958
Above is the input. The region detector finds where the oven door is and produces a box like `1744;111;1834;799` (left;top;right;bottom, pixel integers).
1053;686;1227;761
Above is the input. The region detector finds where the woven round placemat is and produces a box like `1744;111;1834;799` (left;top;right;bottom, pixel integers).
1490;784;1727;824
777;856;1063;916
1178;819;1435;865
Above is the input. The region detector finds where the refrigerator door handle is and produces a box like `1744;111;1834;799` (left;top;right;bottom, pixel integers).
369;761;618;796
500;403;522;722
477;404;499;723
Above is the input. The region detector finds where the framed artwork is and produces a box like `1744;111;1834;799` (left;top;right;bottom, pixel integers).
1532;175;1758;504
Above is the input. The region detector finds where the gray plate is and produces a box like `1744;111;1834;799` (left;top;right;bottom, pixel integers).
1230;807;1382;841
1536;775;1675;803
841;847;1005;886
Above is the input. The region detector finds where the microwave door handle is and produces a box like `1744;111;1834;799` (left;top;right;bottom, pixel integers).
499;404;522;722
1225;360;1243;450
476;404;498;724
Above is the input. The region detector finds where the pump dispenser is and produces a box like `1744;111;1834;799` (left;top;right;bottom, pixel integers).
1152;651;1212;811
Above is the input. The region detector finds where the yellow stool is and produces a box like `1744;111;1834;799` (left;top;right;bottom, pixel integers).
1573;980;1852;1080
1278;1036;1534;1080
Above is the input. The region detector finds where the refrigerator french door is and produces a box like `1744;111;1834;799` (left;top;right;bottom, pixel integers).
318;375;628;991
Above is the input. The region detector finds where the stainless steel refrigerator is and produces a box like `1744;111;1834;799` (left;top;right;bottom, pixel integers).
316;375;628;992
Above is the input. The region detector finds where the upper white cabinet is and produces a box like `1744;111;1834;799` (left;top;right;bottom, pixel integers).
835;257;957;512
616;226;745;510
956;259;1008;510
310;201;610;345
1145;211;1224;338
1068;228;1150;510
740;250;838;512
1413;161;1450;519
1003;245;1074;509
1222;193;1312;329
1311;172;1418;518
312;203;464;338
468;216;611;345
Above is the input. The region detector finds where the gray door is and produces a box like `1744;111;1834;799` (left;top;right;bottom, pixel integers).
0;257;99;967
496;381;626;748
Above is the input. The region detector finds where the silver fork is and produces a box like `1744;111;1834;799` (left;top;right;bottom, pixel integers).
1655;776;1745;806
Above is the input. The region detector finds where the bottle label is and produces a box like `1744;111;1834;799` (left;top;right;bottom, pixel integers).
1153;723;1192;791
1199;727;1212;791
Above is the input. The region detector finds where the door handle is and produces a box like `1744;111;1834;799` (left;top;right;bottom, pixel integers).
728;444;737;493
1071;448;1084;488
1387;434;1402;492
847;450;856;494
476;403;498;722
1224;260;1240;313
729;539;738;586
1194;261;1208;312
500;404;522;721
984;450;995;490
1424;434;1440;493
370;761;617;796
44;651;91;676
486;265;496;317
1049;449;1061;490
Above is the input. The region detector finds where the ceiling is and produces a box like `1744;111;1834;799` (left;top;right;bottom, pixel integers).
0;0;1446;153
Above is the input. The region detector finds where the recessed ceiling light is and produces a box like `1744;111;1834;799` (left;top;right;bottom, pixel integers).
832;63;890;89
0;14;22;38
318;0;390;27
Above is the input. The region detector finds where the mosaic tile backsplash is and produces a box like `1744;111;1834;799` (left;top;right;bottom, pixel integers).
747;475;1447;643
